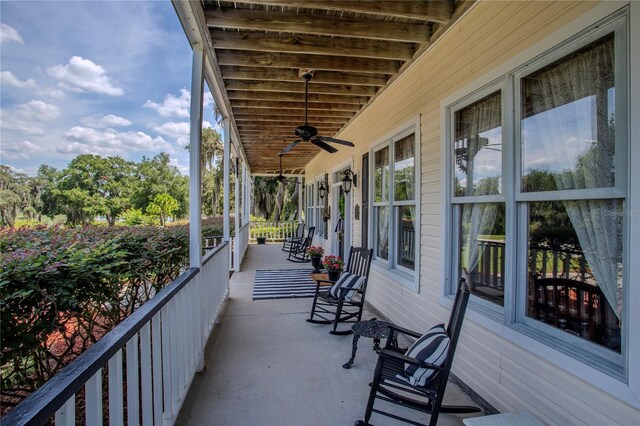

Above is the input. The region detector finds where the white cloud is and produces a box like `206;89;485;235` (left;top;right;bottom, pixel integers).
153;121;190;145
59;126;174;156
0;100;61;135
1;140;42;160
0;23;24;44
48;56;124;96
144;88;190;118
81;114;132;128
170;157;189;176
1;71;37;89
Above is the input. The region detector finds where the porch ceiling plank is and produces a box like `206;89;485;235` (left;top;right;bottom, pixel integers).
217;50;400;74
230;99;362;111
238;126;341;133
235;1;453;23
205;9;431;43
228;90;369;104
224;80;378;97
219;67;388;86
233;107;355;118
235;116;346;124
210;30;414;61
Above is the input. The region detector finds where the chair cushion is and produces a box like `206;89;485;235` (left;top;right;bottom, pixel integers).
403;324;450;387
328;272;366;302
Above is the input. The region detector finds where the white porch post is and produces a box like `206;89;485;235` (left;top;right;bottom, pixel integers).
188;44;204;269
223;118;231;243
242;162;248;225
234;159;240;272
298;175;303;224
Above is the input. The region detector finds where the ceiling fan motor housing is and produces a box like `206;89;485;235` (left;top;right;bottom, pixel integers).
294;124;318;140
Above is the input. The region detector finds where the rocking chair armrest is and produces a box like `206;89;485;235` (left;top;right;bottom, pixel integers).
378;348;445;371
386;323;422;339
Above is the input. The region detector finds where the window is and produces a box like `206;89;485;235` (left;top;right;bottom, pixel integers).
372;124;419;280
448;14;628;372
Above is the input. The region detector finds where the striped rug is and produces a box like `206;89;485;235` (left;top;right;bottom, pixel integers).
253;269;317;300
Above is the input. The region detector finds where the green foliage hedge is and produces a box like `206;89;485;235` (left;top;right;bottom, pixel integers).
0;219;223;411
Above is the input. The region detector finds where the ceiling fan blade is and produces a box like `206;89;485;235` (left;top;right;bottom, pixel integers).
280;139;301;154
317;135;355;147
311;138;338;153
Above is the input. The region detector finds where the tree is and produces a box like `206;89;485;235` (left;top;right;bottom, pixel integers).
146;193;179;226
0;166;30;228
186;127;224;216
53;155;136;226
133;153;189;218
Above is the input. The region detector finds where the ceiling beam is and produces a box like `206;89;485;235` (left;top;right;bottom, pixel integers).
225;80;377;96
238;124;341;131
206;9;429;43
219;67;387;86
235;116;347;124
230;99;362;111
234;1;453;23
232;107;354;118
228;90;369;104
210;30;414;60
217;50;399;74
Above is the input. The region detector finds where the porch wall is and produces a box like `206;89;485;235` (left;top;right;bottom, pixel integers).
304;1;639;424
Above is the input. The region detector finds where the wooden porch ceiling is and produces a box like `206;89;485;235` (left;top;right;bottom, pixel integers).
203;0;470;175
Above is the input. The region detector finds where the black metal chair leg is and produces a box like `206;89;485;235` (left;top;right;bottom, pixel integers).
358;357;384;425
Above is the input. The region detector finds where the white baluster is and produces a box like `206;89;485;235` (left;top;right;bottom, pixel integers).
108;349;124;426
85;369;103;426
55;395;75;425
126;334;139;426
140;323;153;426
151;314;163;425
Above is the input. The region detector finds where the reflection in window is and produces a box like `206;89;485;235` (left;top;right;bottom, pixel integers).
397;206;415;270
522;34;615;192
526;200;622;352
374;147;389;202
394;134;415;201
454;91;502;197
458;203;506;306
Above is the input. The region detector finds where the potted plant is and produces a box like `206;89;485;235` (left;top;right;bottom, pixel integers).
322;255;344;282
307;246;325;272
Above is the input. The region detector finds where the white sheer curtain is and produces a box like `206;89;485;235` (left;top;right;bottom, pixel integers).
523;36;622;318
461;203;498;284
377;207;389;260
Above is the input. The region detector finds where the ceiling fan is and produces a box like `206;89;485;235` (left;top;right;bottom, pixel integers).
277;153;287;183
280;70;355;154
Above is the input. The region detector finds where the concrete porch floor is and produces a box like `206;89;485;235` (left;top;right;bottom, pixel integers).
176;244;485;426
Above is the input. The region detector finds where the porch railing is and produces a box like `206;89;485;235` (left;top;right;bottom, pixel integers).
3;242;230;426
250;220;299;241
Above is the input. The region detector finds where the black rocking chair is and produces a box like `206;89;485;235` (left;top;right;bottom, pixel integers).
282;223;305;252
287;226;315;262
307;247;373;335
356;278;480;426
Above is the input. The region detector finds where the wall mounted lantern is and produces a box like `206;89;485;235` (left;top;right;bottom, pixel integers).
342;169;357;195
318;180;327;199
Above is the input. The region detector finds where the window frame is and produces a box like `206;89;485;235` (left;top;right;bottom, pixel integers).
369;118;421;291
443;8;631;383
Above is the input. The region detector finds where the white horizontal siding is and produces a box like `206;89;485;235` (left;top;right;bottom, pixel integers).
303;0;640;423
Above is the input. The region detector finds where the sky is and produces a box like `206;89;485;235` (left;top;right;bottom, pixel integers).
0;0;219;176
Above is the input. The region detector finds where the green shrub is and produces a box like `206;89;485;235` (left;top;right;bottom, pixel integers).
0;224;193;411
